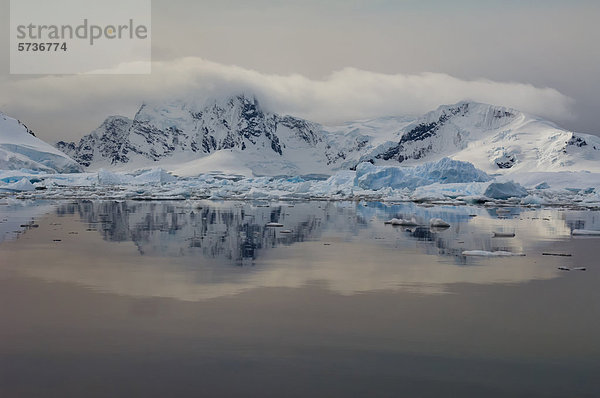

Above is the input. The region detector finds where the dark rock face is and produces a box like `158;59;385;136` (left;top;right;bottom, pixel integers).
496;160;514;169
376;104;469;163
567;135;588;147
55;141;75;153
278;116;322;147
492;110;515;119
57;116;133;167
565;134;600;152
495;155;516;169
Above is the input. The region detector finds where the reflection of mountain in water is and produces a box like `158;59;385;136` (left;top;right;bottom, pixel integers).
54;200;525;266
3;200;594;300
52;200;593;267
57;201;344;264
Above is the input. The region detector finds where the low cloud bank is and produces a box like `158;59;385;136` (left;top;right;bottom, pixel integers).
0;57;573;141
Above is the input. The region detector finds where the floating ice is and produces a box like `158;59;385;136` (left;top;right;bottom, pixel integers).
266;222;284;227
98;168;176;185
572;229;600;236
133;168;177;184
493;232;515;238
384;218;418;226
429;218;450;228
520;195;544;205
0;178;36;192
411;182;489;201
484;181;528;200
356;158;490;191
462;250;525;257
2;155;600;206
97;169;127;185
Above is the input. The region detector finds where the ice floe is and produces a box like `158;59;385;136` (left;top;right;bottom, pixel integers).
492;232;516;238
0;178;36;192
384;218;419;226
572;229;600;236
429;218;450;228
483;181;528;200
462;250;525;257
266;222;284;227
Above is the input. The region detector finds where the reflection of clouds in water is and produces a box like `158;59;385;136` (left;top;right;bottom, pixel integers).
0;199;57;243
0;200;589;301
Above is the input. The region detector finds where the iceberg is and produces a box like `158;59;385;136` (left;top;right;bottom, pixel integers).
266;222;284;227
484;181;528;200
492;232;515;238
462;250;525;257
355;158;491;191
572;229;600;236
384;218;419;226
97;169;129;185
5;155;600;208
0;177;36;192
133;168;177;184
429;218;450;228
97;168;176;185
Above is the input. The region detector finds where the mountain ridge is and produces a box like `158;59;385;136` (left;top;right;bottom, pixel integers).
8;96;600;177
360;101;600;175
57;94;374;176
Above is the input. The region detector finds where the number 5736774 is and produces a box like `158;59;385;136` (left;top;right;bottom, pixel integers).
17;42;67;52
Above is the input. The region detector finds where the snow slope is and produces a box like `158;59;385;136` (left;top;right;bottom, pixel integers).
369;102;600;174
56;98;600;178
0;112;81;173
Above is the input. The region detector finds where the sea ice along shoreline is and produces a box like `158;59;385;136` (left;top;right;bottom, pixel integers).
1;157;600;209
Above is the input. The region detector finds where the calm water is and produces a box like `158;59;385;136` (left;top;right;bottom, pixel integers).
1;200;599;397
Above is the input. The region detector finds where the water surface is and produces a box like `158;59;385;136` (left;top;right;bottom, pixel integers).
1;200;599;397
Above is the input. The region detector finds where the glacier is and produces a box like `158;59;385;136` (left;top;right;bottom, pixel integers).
0;112;82;173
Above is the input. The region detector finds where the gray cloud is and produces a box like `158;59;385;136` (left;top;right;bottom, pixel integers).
0;0;597;141
0;57;573;142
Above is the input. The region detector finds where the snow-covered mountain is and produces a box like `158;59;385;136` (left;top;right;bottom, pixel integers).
55;97;600;177
0;112;81;173
57;95;375;176
366;102;600;174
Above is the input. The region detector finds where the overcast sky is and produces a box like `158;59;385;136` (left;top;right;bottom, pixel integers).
1;0;598;142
